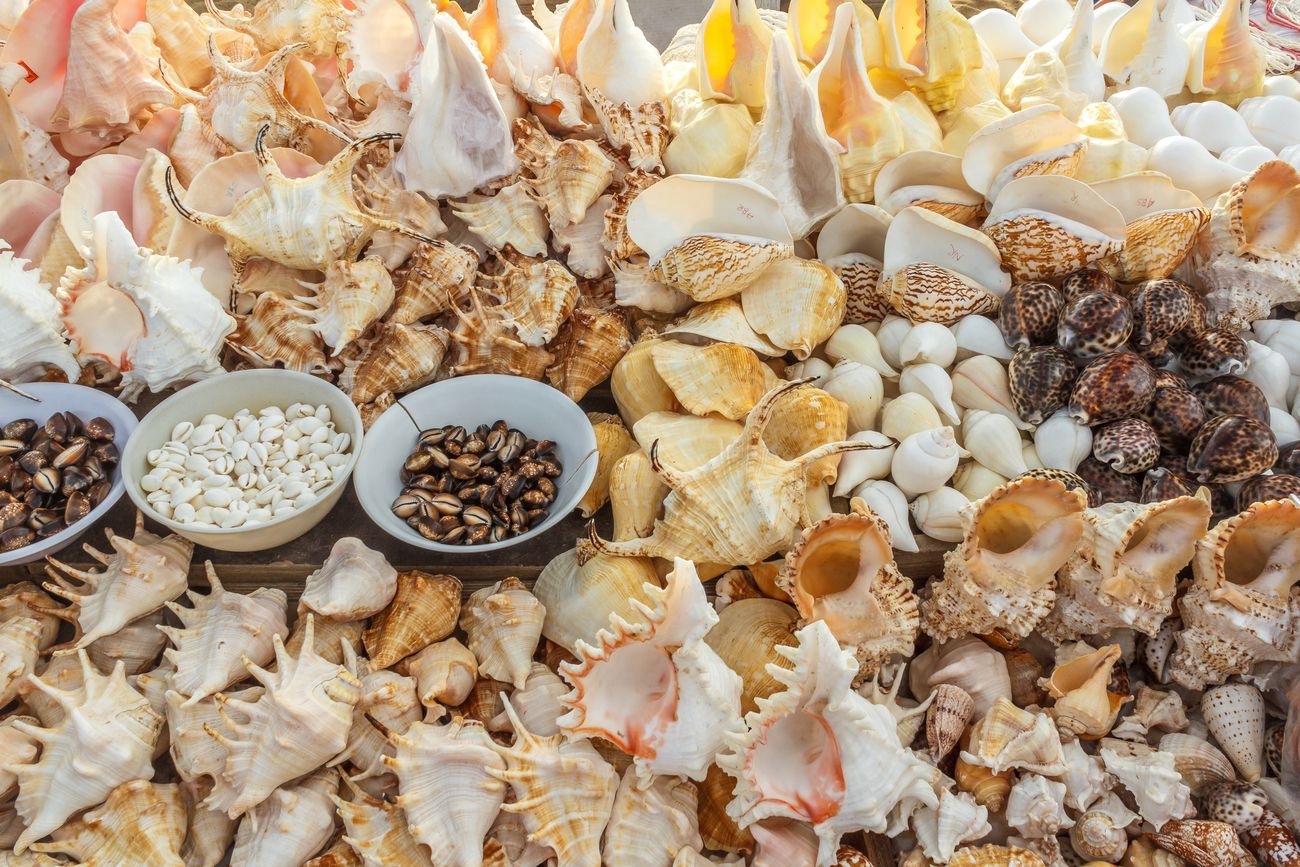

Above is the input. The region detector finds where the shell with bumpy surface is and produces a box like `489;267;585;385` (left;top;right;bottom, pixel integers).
603;768;702;867
30;780;185;866
962;697;1067;777
228;769;338;867
462;577;545;691
0;247;78;384
298;537;398;622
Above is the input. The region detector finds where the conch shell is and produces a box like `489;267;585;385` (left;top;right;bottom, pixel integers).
962;696;1067;776
880;207;1010;324
0;246;77;384
873;150;985;226
961;104;1086;201
297;256;395;356
29;780;185;865
462;577;545;690
226;292;330;376
1041;644;1128;739
880;0;984;113
558;557;743;781
921;476;1086;642
298;537;398;622
697;0;773;111
1092;172;1210;282
1185;0;1265;106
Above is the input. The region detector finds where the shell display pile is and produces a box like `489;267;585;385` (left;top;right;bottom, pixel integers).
8;0;1300;864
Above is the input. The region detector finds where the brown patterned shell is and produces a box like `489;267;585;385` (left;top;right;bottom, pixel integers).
1076;455;1141;505
1057;291;1133;360
1008;345;1077;425
1142;466;1197;503
1003;648;1046;707
1153;368;1187;390
1147;819;1257;867
1243;808;1300;867
948;844;1046;866
1186;415;1279;484
999;281;1063;349
1277;441;1300;475
1068;351;1156;425
1059;267;1116;300
1236;473;1300;510
1141;385;1207;451
1192;375;1270;424
885;265;1002;324
1093;418;1161;474
545;306;631;402
840;260;891;324
1201;782;1269;832
1019;467;1096;507
1178;329;1250;378
1131;279;1193;351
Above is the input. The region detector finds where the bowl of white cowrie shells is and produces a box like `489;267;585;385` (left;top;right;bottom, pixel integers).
121;370;363;552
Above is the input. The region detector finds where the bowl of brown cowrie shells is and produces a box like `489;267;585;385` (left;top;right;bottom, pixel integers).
0;383;137;565
353;375;598;553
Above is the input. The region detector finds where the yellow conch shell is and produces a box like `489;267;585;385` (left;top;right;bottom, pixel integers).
1186;0;1266;106
788;0;883;66
880;0;984;113
698;0;774;111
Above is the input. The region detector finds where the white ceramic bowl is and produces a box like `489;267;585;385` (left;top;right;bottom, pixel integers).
0;383;138;566
355;375;598;553
121;371;363;553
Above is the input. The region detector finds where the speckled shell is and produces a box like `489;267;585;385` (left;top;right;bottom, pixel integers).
1009;346;1077;426
1060;268;1117;301
1093;419;1161;474
1201;782;1269;832
1057;292;1133;361
1069;352;1156;426
1148;818;1257;867
948;843;1047;866
999;282;1064;349
1186;415;1278;483
1237;474;1300;510
1193;376;1270;424
1179;329;1250;378
1131;280;1194;353
1076;455;1142;505
1142;386;1207;452
1142;467;1197;503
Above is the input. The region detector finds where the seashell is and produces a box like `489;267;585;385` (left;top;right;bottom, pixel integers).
1184;0;1265;106
447;288;554;379
1146;136;1249;205
651;340;770;422
663;299;782;358
1194;375;1268;424
548;308;630;404
552;197;613;279
952;314;1014;362
1191;161;1300;332
911;636;1012;721
999;281;1063;350
951;354;1030;430
913;789;993;864
1244;340;1291;409
451;182;548;259
1055;737;1110;813
30;779;185;865
576;414;637;522
0;247;78;384
161;563;287;705
1006;773;1072;839
482;255;579;348
296;257;395;356
332;777;434;866
898;322;958;370
1140;386;1206;454
1240;94;1300;152
963;696;1067;776
1180;329;1250;379
1111;687;1188;741
1237;473;1300;510
488;661;568;737
344;321;451;410
612;337;680;427
535;547;660;656
879;0;983;114
1186;415;1278;483
1069;793;1137;862
704;597;797;717
816;204;892;324
1171;102;1261;158
514;123;615;231
954;463;1010;504
44;512;193;653
1199;781;1269;833
982;175;1126;283
363;571;462;670
1057;290;1134;363
0;618;42;710
180;779;235;867
899;363;962;426
694;0;772;111
779;504;919;676
874;403;936;460
1200;682;1266;782
875;150;985;227
763;385;851;486
962;410;1028;479
559;557;742;780
1068;351;1156;426
853;481;920;554
1009;346;1076;427
603;768;702;867
696;760;756;856
299;537;397;623
1074;101;1150;184
664;92;753;179
718;619;941;865
891;426;965;498
1148;818;1257;867
1003;648;1046;708
608;450;669;542
927;683;975;761
461;578;544;691
1077;455;1142;505
1043;644;1127;738
1127;278;1195;355
961;105;1086;201
913;486;972;543
825;325;898;381
9;651;162;852
229;769;337;867
880;207;1009;325
227;291;330;376
1094;419;1161;475
386;241;478;327
1099;0;1191;97
406;637;479;719
922;475;1086;641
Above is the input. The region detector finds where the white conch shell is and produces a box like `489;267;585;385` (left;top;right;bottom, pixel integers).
898;363;961;426
385;718;507;866
0;618;40;714
1171;101;1261;155
490;661;569;737
962;409;1028;479
1074;102;1149;184
718;619;940;866
823;360;884;433
1016;0;1073;43
461;577;545;690
161;562;288;706
664;90;753;178
912;789;992;863
1185;0;1265;106
10;652;162;853
230;769;337;867
962;696;1067;776
909;636;1011;719
899;322;958;368
951;354;1029;430
961;105;1086;201
44;512;194;652
1006;773;1072;839
911;486;971;543
696;0;773;111
406;638;478;718
558;557;743;781
853;481;919;554
1146;135;1249;203
469;0;582;127
30;779;186;866
1107;85;1179;148
832;431;895;495
815;203;892;324
890;427;965;499
1041;0;1102;103
299;536;398;621
396;12;519;198
603;768;703;867
204;617;361;818
1058;738;1110;811
332;779;434;865
1239;95;1300;153
880;207;1011;324
970;9;1036;80
1099;0;1192;97
879;0;984;114
873;150;984;225
1100;743;1193;828
0;247;77;384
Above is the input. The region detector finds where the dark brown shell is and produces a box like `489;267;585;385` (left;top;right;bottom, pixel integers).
1186;415;1279;483
1277;440;1300;475
1057;291;1134;360
1075;455;1141;504
1018;467;1096;506
1236;474;1300;510
1093;418;1161;474
1068;351;1156;425
1059;267;1116;301
1142;466;1196;503
1141;385;1207;451
1008;345;1076;425
1153;368;1188;390
1192;375;1270;424
1131;279;1193;351
1178;329;1249;378
999;281;1063;349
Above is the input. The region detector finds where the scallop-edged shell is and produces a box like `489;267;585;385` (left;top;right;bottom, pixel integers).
921;476;1086;642
604;768;703;867
582;380;878;566
0;247;78;384
363;571;461;670
1200;682;1266;783
489;699;619;867
913;789;993;864
1170;499;1300;690
1101;742;1194;829
961;105;1087;201
229;769;338;867
717;619;941;866
547;307;632;404
384;718;506;866
44;512;193;652
227;291;330;376
9;652;162;853
160;562;287;705
1147;818;1257;867
650;340;771;422
1189;161;1300;330
1158;732;1237;796
299;537;397;622
742;258;846;360
963;697;1067;776
558;557;743;781
1006;774;1071;839
1044;495;1211;643
777;505;919;678
204;616;361;818
1092;173;1209;283
982;175;1127;283
875;150;985;226
342;322;451;409
1042;644;1128;739
461;577;545;691
297;256;395;356
30;779;185;866
880;207;1010;324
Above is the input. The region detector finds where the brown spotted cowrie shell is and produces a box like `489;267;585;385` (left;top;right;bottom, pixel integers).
1186;415;1278;483
1068;351;1156;425
1193;375;1270;425
1093;418;1161;474
999;281;1063;349
1059;267;1116;301
1277;441;1300;475
1152;368;1186;390
1236;473;1300;511
1141;385;1207;452
1131;279;1193;351
1178;328;1249;378
1008;346;1076;425
1075;454;1141;504
1142;466;1197;503
1057;291;1133;361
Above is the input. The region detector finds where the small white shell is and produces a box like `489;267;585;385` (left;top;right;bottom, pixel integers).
953;462;1010;501
825;324;898;378
891;427;966;499
911;487;970;543
832;431;897;497
1034;410;1093;472
851;480;919;553
951;355;1030;430
961;410;1028;479
823;360;885;433
950;315;1014;362
1245;340;1291;408
875;315;914;369
899;364;962;426
899;322;958;368
881;393;945;443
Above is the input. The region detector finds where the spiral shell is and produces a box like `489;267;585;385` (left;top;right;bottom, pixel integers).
1009;346;1077;426
1069;352;1157;426
999;282;1063;349
1179;329;1250;378
1094;419;1161;474
1193;375;1270;424
1186;415;1278;483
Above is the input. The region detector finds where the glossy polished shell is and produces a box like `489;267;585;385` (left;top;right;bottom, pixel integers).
1142;385;1207;451
1009;346;1077;426
1186;415;1279;483
1192;376;1270;424
1236;473;1300;510
1093;418;1161;474
1069;352;1156;426
1179;329;1249;378
999;282;1063;349
1142;466;1197;503
1076;455;1141;505
1060;268;1116;300
1057;291;1133;361
1130;279;1193;352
